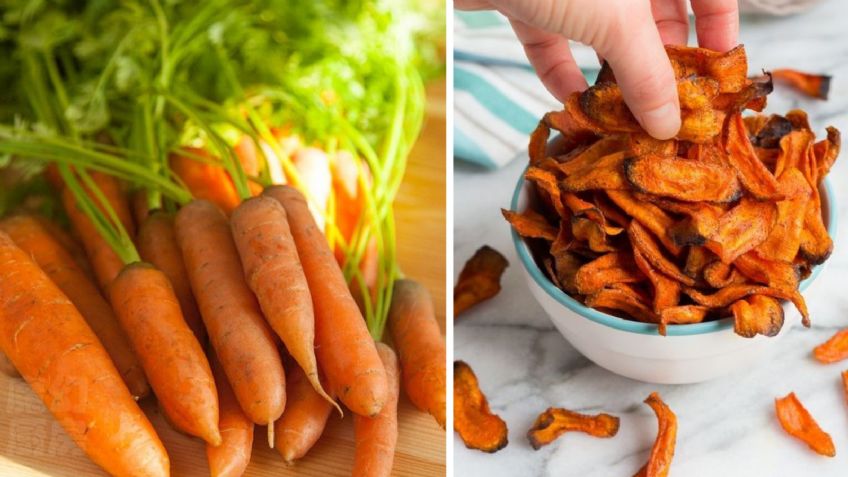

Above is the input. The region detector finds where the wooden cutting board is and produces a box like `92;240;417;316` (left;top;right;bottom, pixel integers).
0;79;447;477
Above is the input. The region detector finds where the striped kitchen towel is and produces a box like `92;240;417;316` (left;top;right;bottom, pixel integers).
454;11;599;169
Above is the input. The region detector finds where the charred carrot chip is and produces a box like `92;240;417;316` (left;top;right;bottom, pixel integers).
550;249;582;294
628;133;676;157
772;69;831;100
799;191;833;265
683;284;809;326
660;305;710;327
579;83;641;134
706;197;777;264
529;121;551;166
592;192;630;227
545;93;604;137
561;151;629;192
752;115;793;149
454;361;508;453
734;252;800;292
585;285;656;324
558;136;625;176
525;167;567;217
527;407;620;450
842;371;848;405
571;216;618;253
774;130;815;178
633;392;678;477
632;248;679;313
813;329;848;364
703;261;746;288
667;45;748;93
814;127;840;180
502;208;557;241
684;246;715;280
573;252;643;295
624;155;740;203
606;191;681;256
724;113;784;200
628;221;695;286
774;392;835;457
730;295;784;338
756;168;811;262
454;246;509;317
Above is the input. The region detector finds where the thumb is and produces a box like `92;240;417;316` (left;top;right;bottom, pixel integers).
595;3;680;140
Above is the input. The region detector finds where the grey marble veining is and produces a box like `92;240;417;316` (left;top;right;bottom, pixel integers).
454;1;848;474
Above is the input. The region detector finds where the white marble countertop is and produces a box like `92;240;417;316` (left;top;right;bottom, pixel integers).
453;1;848;475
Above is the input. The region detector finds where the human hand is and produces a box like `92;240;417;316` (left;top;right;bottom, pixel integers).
456;0;739;139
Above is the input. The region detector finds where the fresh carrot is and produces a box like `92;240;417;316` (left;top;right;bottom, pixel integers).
207;351;254;477
0;215;149;398
265;185;388;417
175;199;287;426
137;212;206;343
31;215;95;280
0;231;169;477
230;196;335;410
352;342;400;477
132;189;151;227
63;171;136;291
170;147;242;214
388;279;446;429
109;262;221;446
274;364;335;463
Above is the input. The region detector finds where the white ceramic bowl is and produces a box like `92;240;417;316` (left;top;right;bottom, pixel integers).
511;175;836;384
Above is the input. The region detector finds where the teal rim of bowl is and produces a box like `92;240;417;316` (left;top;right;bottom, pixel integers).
510;172;837;336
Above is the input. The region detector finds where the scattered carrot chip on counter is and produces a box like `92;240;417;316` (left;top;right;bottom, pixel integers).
772;69;832;100
774;392;836;457
454;361;508;453
454;246;509;317
504;44;839;337
526;407;620;450
813;329;848;363
633;392;677;477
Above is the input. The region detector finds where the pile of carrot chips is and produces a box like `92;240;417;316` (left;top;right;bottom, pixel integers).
505;45;840;337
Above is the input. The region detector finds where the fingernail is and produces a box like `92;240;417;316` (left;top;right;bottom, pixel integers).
639;102;681;140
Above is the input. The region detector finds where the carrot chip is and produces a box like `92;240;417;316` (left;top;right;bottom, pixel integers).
527;407;619;450
454;361;508;453
454;245;509;317
774;392;835;457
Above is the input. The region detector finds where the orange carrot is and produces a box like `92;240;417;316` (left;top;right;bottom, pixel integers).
352;342;400;477
388;279;446;429
230;196;334;409
170;147;242;214
137;212;206;343
207;352;254;477
0;215;149;398
0;231;168;477
175;200;287;426
30;215;95;280
274;364;334;463
132;189;151;227
265;185;388;417
63;171;136;291
109;262;221;446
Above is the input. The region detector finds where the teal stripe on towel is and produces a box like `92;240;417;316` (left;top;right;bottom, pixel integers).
455;66;538;134
455;11;505;28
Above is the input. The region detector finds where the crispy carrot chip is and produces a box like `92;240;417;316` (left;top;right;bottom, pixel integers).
633;392;678;477
624;155;740;203
585;285;657;324
707;197;777;264
842;371;848;406
454;246;509;317
772;69;831;100
527;407;620;450
730;295;784;338
454;361;508;453
813;329;848;364
502;208;557;241
628;221;695;286
512;45;837;334
775;392;835;457
724;113;784;200
573;252;643;295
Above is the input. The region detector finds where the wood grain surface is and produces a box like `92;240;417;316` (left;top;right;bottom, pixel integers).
0;79;447;477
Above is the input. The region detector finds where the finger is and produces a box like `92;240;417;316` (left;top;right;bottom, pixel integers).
598;2;681;139
690;0;739;51
510;19;589;103
651;0;689;45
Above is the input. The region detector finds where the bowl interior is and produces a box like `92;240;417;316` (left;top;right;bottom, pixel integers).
511;173;837;336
